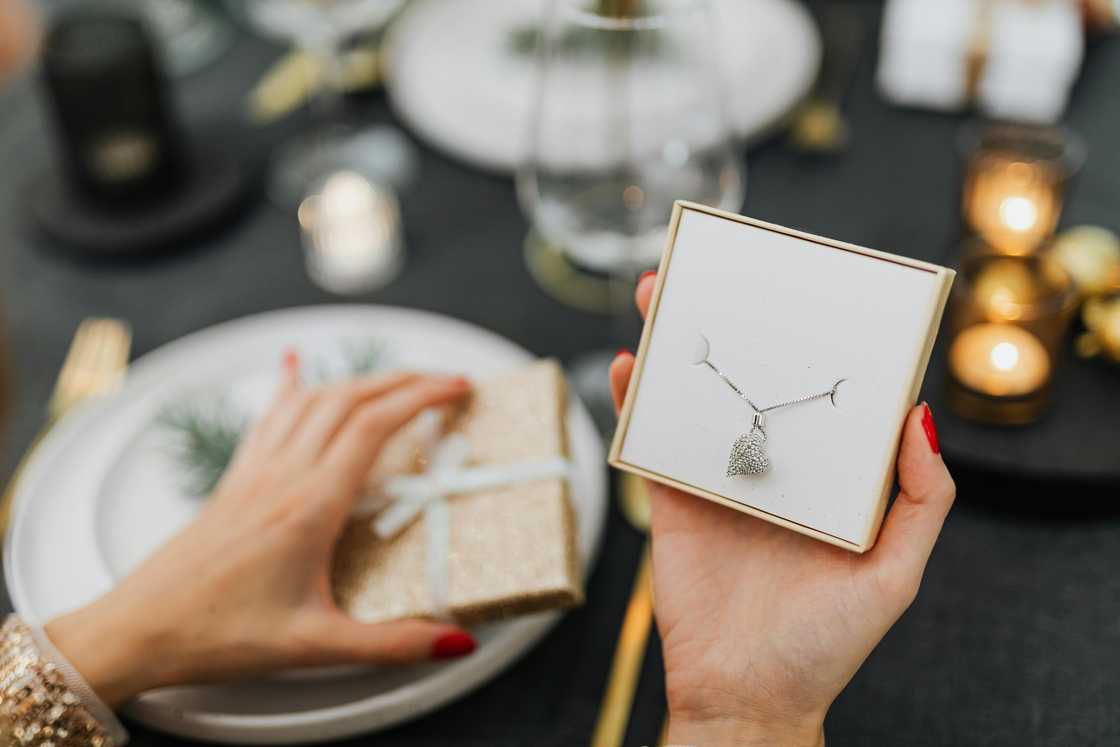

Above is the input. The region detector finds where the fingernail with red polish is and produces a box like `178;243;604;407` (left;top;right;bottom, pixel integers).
615;347;632;359
282;348;299;370
639;270;657;283
921;403;940;455
432;631;476;660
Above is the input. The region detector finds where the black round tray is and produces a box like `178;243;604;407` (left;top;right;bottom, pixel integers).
26;141;250;257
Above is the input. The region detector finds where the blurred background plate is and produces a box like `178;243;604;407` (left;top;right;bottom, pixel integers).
4;305;608;744
385;0;821;172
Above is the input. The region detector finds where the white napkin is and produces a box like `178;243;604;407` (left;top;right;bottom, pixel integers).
878;0;1085;124
878;0;975;110
978;0;1084;123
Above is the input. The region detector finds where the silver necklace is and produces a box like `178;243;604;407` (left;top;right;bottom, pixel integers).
691;335;845;477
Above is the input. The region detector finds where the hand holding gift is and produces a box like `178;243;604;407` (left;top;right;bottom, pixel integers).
44;357;479;709
608;274;957;747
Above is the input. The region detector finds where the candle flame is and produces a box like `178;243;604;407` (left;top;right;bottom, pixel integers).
999;196;1038;232
990;341;1021;371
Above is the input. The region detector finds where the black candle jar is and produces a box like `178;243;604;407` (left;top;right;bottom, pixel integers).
40;9;185;208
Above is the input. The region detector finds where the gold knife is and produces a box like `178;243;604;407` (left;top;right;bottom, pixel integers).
249;43;384;124
0;319;131;537
591;539;655;747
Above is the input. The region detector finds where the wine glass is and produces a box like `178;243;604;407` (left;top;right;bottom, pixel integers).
517;0;745;431
141;0;235;77
238;0;416;206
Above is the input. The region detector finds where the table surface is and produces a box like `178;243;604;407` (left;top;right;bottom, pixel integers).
3;3;1120;745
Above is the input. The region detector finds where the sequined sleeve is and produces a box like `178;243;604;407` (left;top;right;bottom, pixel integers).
0;615;127;746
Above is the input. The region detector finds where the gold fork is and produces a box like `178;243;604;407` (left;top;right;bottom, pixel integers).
0;318;132;537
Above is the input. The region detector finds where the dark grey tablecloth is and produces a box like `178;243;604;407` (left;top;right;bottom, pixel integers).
2;3;1119;745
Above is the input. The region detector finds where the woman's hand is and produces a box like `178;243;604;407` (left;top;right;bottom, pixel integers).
609;274;956;747
45;354;476;707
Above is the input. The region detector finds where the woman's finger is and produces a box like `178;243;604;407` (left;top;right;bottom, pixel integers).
321;615;476;666
608;272;654;415
610;351;635;414
636;272;656;320
281;349;302;392
870;403;956;591
321;375;471;491
284;373;420;465
229;350;311;470
246;350;316;455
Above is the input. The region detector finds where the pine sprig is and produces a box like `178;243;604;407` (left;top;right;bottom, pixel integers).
158;400;246;497
159;340;388;498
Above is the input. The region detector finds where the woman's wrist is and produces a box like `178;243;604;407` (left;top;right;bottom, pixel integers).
667;713;825;747
44;594;175;707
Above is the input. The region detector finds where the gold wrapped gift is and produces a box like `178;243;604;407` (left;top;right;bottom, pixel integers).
332;360;583;625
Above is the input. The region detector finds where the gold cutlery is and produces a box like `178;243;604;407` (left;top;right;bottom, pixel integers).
0;318;132;537
249;42;384;124
592;472;659;747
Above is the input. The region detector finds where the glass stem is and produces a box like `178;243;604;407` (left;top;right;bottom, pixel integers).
306;30;347;153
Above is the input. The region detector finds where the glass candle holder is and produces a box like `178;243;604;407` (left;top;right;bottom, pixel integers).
946;242;1079;425
958;123;1085;256
298;171;403;295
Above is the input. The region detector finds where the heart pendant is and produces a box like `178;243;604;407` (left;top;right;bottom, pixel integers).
727;429;769;477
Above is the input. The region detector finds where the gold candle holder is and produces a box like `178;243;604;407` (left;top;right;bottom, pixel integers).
946;243;1078;425
1077;292;1120;364
959;124;1085;256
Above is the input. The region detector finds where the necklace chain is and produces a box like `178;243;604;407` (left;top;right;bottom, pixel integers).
700;360;844;416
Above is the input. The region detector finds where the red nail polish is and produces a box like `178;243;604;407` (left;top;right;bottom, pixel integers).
432;631;476;660
921;403;940;455
639;270;657;283
615;347;632;358
282;349;299;370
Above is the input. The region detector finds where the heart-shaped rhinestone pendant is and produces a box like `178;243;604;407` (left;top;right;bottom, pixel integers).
727;429;769;477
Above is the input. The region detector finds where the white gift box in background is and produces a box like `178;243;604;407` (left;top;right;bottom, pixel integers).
878;0;1084;124
610;203;954;552
878;0;976;111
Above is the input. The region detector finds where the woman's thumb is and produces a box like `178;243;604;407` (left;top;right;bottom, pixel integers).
874;403;956;578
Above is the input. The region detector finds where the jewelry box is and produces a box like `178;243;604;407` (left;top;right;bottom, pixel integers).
609;202;955;552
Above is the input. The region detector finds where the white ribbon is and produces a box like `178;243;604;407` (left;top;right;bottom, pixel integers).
358;411;572;617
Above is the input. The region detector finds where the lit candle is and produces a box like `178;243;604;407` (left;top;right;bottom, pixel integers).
949;323;1051;398
971;257;1040;321
964;157;1060;255
299;171;403;295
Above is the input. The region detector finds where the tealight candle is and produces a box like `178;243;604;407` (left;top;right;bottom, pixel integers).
949;323;1051;398
945;246;1077;425
299;170;403;295
971;256;1041;321
963;157;1059;255
958;124;1084;256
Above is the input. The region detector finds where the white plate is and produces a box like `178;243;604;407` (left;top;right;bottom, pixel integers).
5;305;608;744
385;0;821;172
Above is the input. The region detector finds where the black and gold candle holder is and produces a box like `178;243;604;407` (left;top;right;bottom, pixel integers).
946;242;1079;425
28;7;250;256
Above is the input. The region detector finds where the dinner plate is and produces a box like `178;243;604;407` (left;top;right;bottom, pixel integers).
5;305;608;744
385;0;821;172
